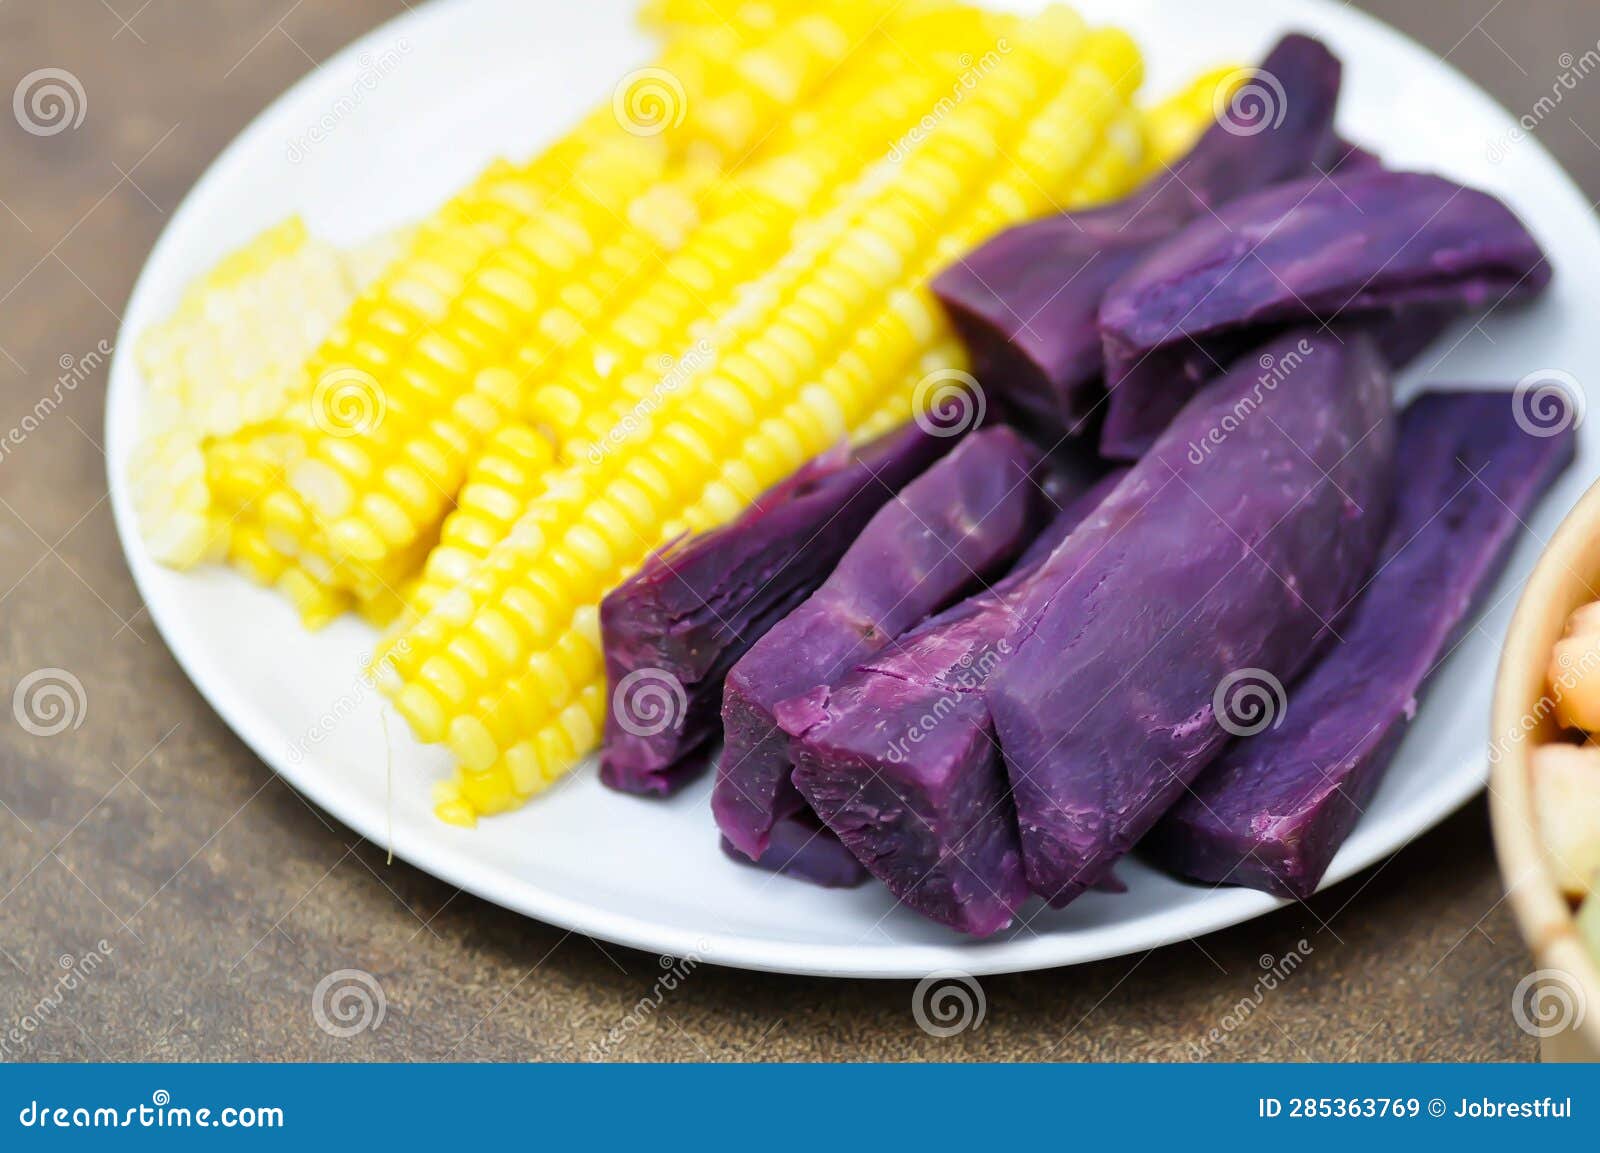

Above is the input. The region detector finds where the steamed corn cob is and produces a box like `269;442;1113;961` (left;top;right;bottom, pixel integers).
387;13;1148;822
404;21;1007;619
206;5;897;627
130;219;402;568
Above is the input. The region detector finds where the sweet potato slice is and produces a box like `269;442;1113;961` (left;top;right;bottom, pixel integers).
714;427;1048;855
988;328;1396;908
1099;170;1551;458
1151;391;1575;897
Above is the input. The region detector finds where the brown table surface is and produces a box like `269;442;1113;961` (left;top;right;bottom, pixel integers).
1;0;1596;1063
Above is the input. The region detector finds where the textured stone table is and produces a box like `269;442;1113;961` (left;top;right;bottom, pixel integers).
1;0;1596;1062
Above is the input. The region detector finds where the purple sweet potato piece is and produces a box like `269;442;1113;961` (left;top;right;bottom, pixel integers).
930;36;1343;437
933;213;1168;437
1099;170;1552;458
987;328;1396;908
1149;390;1576;898
1140;34;1344;217
599;424;946;795
788;672;1026;936
778;473;1126;935
714;428;1046;858
719;813;869;889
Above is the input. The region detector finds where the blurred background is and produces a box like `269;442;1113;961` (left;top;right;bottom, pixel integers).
1;0;1597;1061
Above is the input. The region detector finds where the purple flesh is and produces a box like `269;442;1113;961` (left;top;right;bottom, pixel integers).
598;424;946;795
1099;169;1552;458
781;473;1125;936
715;427;1046;858
930;35;1342;438
1149;390;1576;898
719;813;869;889
987;328;1396;909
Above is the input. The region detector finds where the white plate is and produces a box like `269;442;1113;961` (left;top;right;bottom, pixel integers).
107;0;1599;977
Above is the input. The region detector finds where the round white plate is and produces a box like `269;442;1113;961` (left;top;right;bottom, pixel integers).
108;0;1598;977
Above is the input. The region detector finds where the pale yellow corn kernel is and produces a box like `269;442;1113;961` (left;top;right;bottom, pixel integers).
277;566;347;631
1551;600;1600;731
459;769;520;816
532;725;576;782
435;799;478;828
448;714;501;774
395;682;449;745
505;742;543;797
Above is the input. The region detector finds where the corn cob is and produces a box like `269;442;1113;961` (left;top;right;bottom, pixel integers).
196;13;763;525
388;8;1113;697
390;14;1147;821
207;6;897;629
130;219;402;568
403;23;1006;619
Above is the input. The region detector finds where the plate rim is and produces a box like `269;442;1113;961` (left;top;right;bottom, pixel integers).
104;0;1585;977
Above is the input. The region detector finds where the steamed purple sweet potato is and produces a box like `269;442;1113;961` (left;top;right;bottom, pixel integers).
1149;390;1576;898
988;328;1396;909
781;472;1126;936
1139;34;1344;217
1098;170;1552;458
715;427;1047;858
598;424;946;795
931;35;1342;437
720;813;869;889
